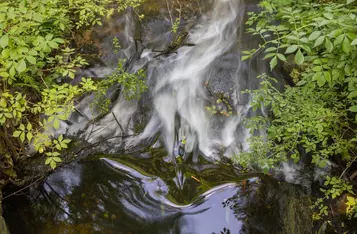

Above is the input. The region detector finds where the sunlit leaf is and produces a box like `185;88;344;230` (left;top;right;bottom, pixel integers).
294;49;304;65
0;34;9;48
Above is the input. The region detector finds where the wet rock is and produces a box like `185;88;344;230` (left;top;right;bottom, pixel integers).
0;216;9;234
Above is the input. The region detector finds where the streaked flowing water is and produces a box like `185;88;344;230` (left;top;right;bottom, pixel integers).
59;0;267;162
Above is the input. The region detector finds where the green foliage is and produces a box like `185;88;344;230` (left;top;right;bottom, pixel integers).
92;61;147;113
0;0;145;170
0;92;26;125
171;18;180;34
107;61;147;100
313;176;354;220
239;74;352;170
322;176;353;199
240;0;357;224
346;195;357;218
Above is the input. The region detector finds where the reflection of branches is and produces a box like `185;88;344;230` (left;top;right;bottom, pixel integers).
40;185;75;220
213;227;231;234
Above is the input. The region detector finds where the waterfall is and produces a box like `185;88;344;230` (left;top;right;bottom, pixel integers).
148;0;247;161
59;0;268;162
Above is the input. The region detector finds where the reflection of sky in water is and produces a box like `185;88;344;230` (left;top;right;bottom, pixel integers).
32;158;245;233
179;184;243;234
43;163;83;222
45;163;82;196
4;154;311;234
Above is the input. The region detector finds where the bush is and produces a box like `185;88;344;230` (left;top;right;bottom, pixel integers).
239;0;357;224
0;0;145;170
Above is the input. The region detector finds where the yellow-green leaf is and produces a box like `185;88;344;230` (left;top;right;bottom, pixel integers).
325;38;333;52
295;49;304;65
26;132;33;141
348;91;357;99
13;131;21;137
17;59;27;73
308;31;321;41
0;34;8;48
285;45;298;54
270;56;278;70
314;36;325;48
26;56;36;65
349;105;357;112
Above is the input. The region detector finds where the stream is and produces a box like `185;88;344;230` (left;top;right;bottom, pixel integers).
3;0;312;233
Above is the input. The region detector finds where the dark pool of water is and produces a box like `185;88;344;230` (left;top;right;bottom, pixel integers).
3;149;311;234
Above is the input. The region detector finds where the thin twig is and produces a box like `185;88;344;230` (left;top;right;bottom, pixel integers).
3;176;45;200
166;0;174;25
340;151;357;179
112;112;125;134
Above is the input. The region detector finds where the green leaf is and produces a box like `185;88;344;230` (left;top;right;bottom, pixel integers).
45;158;51;165
308;31;321;41
342;37;352;53
0;34;9;48
13;131;21;137
349;105;357;112
323;13;334;20
241;55;250;60
2;48;10;58
48;41;58;49
26;132;33;141
351;39;357;46
325;38;333;52
264;53;275;59
50;160;56;169
53;157;62;163
26;56;36;65
20;132;25;142
265;47;276;52
314;36;325;47
330;29;343;38
294;49;304;65
348;91;357;99
285;45;298;54
312;72;321;81
317;73;326;87
45;34;53;41
18;47;29;54
16;59;26;73
54;38;65;43
270;56;277;70
347;196;356;205
334;34;345;46
316;123;323;133
4;113;12;118
277;53;286;62
347;0;355;5
324;71;331;84
19;124;25;130
53;118;60;129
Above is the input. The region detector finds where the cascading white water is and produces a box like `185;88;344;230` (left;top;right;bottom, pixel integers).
58;0;268;162
147;0;248;160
